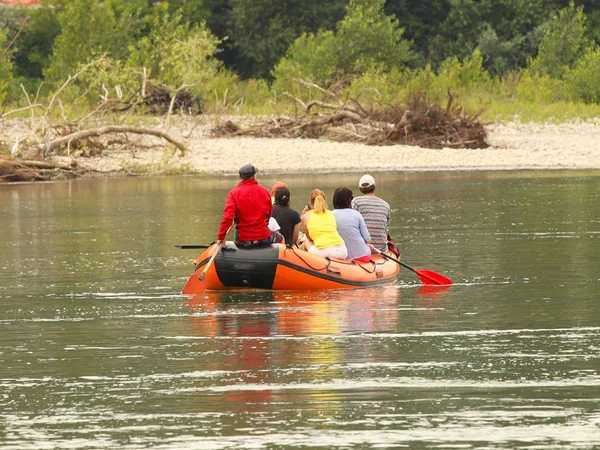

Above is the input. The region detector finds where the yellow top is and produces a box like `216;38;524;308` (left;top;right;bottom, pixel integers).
307;210;345;249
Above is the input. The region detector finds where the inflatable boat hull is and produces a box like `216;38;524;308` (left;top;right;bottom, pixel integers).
185;242;400;291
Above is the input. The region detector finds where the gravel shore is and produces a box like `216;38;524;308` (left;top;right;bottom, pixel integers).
4;119;600;175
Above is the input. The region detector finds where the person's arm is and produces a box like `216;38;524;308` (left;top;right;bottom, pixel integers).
301;211;312;242
292;222;300;245
268;217;280;232
358;213;371;242
217;192;236;243
266;199;273;222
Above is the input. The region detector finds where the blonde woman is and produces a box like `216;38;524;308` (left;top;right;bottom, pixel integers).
301;189;348;259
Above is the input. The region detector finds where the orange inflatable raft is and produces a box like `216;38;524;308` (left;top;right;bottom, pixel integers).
184;242;400;291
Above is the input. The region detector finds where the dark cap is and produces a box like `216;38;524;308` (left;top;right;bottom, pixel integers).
239;164;258;179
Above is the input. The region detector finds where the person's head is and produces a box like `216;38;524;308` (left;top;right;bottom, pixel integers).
271;181;288;202
239;164;258;180
333;187;353;209
274;186;291;206
310;189;328;213
271;181;288;197
358;174;376;194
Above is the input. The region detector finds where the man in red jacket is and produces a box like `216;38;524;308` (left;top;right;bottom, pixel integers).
217;164;283;248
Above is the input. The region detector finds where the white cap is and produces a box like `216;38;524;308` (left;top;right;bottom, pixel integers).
359;174;375;188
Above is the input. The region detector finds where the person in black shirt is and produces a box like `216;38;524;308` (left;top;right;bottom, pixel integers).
271;186;301;246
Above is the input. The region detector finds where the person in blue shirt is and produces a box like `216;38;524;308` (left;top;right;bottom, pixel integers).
332;187;374;261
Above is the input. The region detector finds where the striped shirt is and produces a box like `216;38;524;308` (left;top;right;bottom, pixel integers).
351;195;390;251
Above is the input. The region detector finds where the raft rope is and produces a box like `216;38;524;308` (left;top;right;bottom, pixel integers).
284;245;384;274
284;246;329;272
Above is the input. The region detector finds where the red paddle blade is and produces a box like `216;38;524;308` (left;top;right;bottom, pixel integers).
414;269;453;286
182;274;209;295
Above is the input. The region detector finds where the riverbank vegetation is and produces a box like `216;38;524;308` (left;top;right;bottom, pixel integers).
1;0;600;177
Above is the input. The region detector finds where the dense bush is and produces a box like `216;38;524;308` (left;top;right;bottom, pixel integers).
567;46;600;104
0;28;14;104
272;0;413;93
2;1;600;122
45;0;136;82
528;2;590;79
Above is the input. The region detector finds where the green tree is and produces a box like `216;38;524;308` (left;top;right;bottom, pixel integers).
126;8;221;88
225;0;345;79
568;45;600;103
0;27;15;104
383;0;450;67
272;0;413;89
45;0;138;81
529;2;590;79
10;6;60;82
125;7;223;113
336;0;414;75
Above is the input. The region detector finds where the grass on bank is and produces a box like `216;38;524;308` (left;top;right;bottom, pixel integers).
3;65;600;133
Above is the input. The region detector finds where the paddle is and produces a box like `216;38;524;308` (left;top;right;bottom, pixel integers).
175;244;212;249
374;248;452;285
181;241;225;295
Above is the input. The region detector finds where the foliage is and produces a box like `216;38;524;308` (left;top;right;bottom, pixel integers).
126;9;221;88
394;50;496;106
76;58;141;104
10;6;60;82
528;2;590;79
271;31;341;92
203;71;271;113
0;27;14;105
341;67;409;105
3;0;600;125
482;98;600;123
515;70;569;104
272;0;413;92
567;46;600;104
45;0;138;82
335;0;413;75
434;50;493;96
225;0;345;79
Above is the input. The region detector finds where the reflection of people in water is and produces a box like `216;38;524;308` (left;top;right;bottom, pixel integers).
185;288;401;413
275;288;401;365
187;292;275;412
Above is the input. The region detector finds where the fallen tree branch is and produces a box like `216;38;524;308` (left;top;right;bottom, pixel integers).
305;100;360;115
301;110;362;128
39;125;188;155
18;160;75;170
208;82;488;149
294;78;340;101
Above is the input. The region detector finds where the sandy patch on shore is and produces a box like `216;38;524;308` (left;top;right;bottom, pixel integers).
4;118;600;175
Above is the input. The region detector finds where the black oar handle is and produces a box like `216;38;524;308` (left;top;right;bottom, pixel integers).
175;244;236;251
379;251;417;273
175;244;211;249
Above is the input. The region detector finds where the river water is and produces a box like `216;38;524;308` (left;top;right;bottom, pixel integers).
1;171;599;449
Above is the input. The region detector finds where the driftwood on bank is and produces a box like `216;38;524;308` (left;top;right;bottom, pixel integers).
211;89;488;149
1;125;188;183
0;158;79;182
38;125;188;156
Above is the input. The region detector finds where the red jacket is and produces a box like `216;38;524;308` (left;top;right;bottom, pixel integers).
218;179;272;241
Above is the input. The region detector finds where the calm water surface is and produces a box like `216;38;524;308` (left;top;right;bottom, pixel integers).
1;171;599;449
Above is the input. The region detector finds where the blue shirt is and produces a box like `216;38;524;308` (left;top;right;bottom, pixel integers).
332;208;371;260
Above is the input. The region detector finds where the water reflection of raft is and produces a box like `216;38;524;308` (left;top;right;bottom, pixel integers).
187;242;400;291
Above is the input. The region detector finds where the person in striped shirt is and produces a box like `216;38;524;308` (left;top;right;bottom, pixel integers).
351;174;391;252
